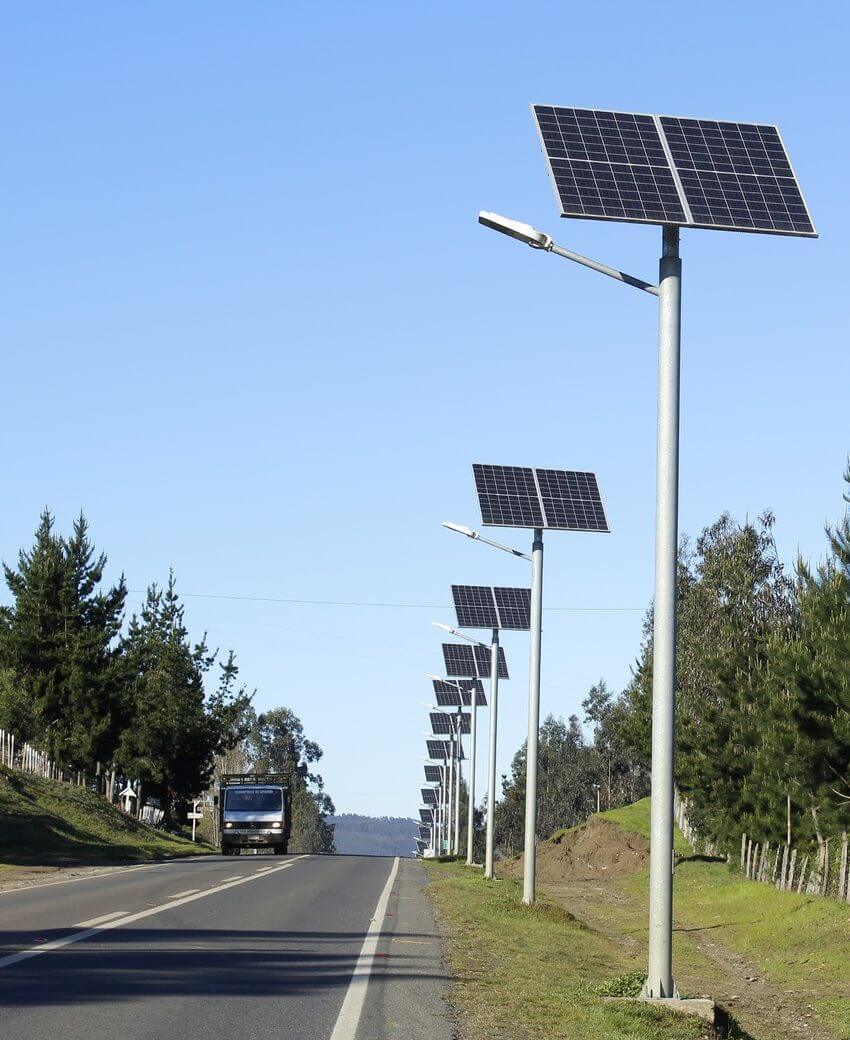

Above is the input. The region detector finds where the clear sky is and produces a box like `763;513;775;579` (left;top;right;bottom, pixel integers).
1;3;847;819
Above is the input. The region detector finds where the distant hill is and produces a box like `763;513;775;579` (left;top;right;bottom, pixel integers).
329;814;418;857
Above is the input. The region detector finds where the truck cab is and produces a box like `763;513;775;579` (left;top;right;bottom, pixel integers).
218;773;292;856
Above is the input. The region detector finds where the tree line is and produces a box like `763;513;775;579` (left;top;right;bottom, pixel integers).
495;463;850;863
0;510;334;850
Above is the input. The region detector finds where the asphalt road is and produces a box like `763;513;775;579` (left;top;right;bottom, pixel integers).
0;854;455;1040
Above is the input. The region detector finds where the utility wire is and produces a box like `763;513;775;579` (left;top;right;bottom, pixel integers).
127;589;643;612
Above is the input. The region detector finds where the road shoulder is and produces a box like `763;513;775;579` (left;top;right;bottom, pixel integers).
356;857;456;1040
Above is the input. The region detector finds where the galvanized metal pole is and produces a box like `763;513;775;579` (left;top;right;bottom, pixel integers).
645;225;682;999
484;629;500;879
466;683;478;865
454;716;462;857
522;529;544;906
447;740;455;855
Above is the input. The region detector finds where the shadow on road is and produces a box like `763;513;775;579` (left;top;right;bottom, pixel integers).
0;926;443;1006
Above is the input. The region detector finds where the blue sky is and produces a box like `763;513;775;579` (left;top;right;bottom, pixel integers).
1;3;847;818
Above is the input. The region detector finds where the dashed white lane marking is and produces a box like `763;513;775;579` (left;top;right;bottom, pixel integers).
168;889;200;899
219;876;242;883
73;911;128;928
0;857;307;971
328;857;400;1040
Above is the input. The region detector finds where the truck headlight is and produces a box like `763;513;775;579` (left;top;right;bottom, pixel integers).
271;822;282;829
224;822;234;829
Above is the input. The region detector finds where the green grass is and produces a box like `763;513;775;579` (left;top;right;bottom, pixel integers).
0;765;211;866
669;862;850;1037
424;861;711;1040
599;798;693;856
600;797;849;1035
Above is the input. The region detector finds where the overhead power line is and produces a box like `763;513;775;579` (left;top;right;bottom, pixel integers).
126;589;643;612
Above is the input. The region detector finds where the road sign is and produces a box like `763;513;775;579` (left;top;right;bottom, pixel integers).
186;812;203;820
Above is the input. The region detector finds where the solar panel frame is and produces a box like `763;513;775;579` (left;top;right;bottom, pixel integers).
531;104;816;238
424;764;442;783
419;808;433;823
421;787;438;805
442;642;509;680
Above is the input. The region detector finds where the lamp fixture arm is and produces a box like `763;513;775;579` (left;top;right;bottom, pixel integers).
546;241;659;296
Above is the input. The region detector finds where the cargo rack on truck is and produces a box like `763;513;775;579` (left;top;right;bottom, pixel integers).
219;773;291;787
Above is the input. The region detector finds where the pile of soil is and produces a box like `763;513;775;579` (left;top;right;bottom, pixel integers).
499;817;649;883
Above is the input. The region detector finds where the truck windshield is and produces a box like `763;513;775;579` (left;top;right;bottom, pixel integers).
225;789;282;812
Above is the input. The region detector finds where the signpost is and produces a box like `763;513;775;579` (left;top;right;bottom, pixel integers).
187;800;203;842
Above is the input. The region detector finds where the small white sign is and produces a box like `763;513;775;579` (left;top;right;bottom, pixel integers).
186;812;203;820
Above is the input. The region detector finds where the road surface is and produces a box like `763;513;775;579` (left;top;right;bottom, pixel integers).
0;853;454;1040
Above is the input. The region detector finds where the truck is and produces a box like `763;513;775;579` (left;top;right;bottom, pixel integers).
217;773;292;856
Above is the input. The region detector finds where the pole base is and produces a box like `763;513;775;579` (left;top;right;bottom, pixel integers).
605;995;714;1024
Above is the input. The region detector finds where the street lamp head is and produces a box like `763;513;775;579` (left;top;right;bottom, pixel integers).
478;211;552;250
442;520;478;539
433;621;454;634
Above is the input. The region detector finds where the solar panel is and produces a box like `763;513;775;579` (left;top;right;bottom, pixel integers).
494;587;532;630
424;765;441;783
430;712;471;736
452;584;531;631
442;643;509;680
452;585;498;629
658;117;815;236
532;105;816;238
430;713;453;735
432;677;486;707
422;787;438;805
418;826;431;841
472;464;609;532
426;739;449;759
419;808;433;823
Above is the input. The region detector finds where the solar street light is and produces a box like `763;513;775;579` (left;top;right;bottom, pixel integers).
480;104;816;1002
435;623;510;872
447;583;533;879
450;472;609;902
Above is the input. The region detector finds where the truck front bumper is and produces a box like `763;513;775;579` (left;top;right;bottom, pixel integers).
221;829;282;847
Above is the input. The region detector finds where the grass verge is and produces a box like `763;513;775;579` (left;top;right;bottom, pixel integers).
424;861;712;1040
0;765;210;866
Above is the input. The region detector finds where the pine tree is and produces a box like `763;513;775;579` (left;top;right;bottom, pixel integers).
0;510;127;767
117;573;250;821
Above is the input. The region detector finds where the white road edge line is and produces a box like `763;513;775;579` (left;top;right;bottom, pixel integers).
328;856;400;1040
0;856;308;971
73;911;128;928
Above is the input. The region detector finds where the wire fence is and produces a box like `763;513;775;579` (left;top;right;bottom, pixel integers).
675;787;850;904
0;726;164;826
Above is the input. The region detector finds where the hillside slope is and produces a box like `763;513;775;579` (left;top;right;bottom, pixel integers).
0;765;206;867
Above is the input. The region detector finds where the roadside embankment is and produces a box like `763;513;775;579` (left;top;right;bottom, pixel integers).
0;764;210;888
425;799;850;1040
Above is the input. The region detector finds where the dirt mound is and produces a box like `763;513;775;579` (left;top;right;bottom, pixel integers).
499;817;649;883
